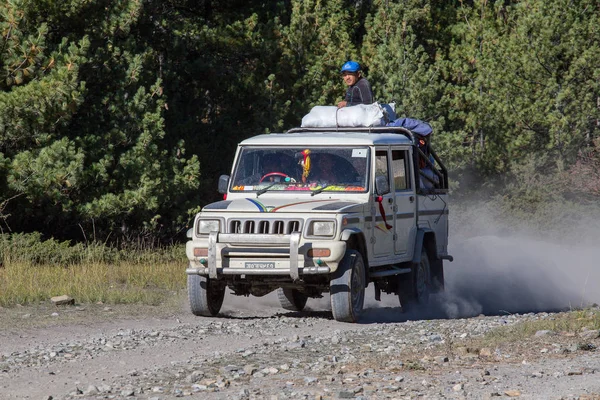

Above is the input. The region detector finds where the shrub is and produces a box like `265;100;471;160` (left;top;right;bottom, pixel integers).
0;232;184;267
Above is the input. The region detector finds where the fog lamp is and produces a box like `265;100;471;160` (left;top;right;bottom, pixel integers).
308;248;331;257
194;248;208;257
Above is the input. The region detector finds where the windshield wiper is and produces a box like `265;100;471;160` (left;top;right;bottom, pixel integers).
311;184;329;196
256;182;279;197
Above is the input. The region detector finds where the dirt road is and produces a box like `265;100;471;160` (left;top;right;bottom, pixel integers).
1;234;599;399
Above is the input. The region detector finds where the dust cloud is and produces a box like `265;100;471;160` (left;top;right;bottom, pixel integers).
439;234;599;316
219;223;600;323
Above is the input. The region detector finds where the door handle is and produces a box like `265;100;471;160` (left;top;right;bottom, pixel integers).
409;196;414;203
387;198;393;204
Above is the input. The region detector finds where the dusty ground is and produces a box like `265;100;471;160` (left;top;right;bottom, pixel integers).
1;291;599;400
1;234;599;399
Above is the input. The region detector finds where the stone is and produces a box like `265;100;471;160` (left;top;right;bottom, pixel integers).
83;385;99;395
504;390;521;397
186;370;204;383
243;365;257;375
50;295;75;306
479;348;493;357
579;329;600;340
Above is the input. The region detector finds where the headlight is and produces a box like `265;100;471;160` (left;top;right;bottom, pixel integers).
198;219;220;235
308;221;336;237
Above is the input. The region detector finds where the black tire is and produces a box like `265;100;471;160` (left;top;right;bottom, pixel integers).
414;248;431;304
330;250;365;323
431;260;445;293
397;274;413;311
397;248;431;310
187;274;226;316
277;288;308;311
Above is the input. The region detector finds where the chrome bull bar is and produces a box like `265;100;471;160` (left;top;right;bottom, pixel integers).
185;231;331;280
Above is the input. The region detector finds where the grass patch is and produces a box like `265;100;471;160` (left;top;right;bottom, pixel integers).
0;233;188;307
0;234;187;307
0;232;185;266
480;309;600;346
0;260;186;307
0;261;186;306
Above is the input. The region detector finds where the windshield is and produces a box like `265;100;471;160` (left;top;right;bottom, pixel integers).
231;146;370;193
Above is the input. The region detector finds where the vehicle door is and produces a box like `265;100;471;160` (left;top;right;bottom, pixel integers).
372;147;395;257
391;147;416;255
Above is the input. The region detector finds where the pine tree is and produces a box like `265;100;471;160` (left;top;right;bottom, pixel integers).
441;0;600;173
362;0;444;120
0;0;200;240
279;0;359;116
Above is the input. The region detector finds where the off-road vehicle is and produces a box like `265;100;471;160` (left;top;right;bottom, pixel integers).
185;125;452;322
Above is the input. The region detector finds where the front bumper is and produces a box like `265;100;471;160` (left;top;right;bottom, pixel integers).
186;231;346;280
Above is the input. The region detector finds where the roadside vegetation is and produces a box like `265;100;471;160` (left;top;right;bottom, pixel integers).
466;308;600;357
0;233;186;307
484;309;600;342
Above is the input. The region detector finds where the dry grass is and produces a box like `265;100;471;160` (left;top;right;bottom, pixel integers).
480;309;600;346
0;259;186;307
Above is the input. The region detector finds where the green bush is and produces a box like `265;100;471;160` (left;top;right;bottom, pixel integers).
0;232;185;266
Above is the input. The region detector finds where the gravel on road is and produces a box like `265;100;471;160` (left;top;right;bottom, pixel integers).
1;296;599;400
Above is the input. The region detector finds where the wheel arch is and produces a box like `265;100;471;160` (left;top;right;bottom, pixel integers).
341;228;369;283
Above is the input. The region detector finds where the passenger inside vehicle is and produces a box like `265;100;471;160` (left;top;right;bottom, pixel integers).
311;153;359;185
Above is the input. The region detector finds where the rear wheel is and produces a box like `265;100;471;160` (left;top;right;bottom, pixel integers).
277;288;308;311
330;250;365;323
187;274;226;316
414;248;431;304
397;248;431;310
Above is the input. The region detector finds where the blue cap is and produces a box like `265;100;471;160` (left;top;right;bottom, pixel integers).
340;61;360;73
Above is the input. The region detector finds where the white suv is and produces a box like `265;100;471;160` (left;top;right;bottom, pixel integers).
186;126;452;322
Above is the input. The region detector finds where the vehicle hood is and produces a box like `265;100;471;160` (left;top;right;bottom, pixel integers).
202;198;364;214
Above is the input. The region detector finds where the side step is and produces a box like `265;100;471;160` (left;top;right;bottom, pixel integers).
369;266;412;278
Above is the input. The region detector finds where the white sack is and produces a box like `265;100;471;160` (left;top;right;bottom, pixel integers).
301;103;385;128
300;106;339;127
381;102;397;121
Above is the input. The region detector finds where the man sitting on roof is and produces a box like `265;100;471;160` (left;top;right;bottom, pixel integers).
337;61;373;108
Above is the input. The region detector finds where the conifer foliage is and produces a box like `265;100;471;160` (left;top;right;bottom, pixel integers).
0;0;599;243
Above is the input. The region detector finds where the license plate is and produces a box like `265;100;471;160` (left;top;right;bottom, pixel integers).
244;261;276;269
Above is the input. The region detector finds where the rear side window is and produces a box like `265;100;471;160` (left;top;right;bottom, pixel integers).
391;149;410;191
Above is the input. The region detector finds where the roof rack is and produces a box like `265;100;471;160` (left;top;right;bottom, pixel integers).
286;126;415;142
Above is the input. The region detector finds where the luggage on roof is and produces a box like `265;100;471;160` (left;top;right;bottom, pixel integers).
301;102;397;128
386;117;432;136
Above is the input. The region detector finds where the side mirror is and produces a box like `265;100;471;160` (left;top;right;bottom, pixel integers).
186;228;193;239
218;175;230;194
375;175;390;195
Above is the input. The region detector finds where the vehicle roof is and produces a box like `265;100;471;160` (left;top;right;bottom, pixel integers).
240;127;414;147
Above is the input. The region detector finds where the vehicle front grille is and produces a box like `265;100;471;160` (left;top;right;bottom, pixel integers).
228;218;302;234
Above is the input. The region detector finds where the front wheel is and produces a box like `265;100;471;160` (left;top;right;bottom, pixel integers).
277;288;308;311
330;250;365;323
187;274;226;316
